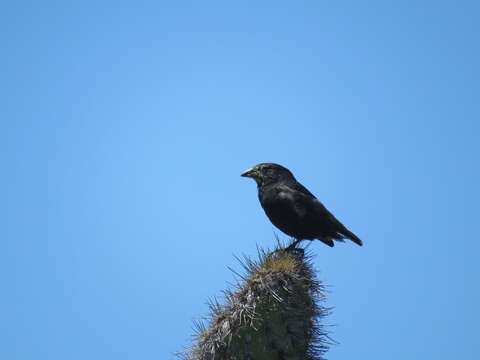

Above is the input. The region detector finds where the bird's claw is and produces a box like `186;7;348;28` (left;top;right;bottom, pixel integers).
285;240;304;253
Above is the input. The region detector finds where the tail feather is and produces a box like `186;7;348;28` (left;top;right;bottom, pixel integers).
340;228;363;246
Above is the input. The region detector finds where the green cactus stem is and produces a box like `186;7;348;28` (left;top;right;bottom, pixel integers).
180;246;331;360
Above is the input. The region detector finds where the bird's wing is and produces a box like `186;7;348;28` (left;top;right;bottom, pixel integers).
276;183;318;218
277;183;336;222
286;181;317;199
296;187;363;245
275;182;363;246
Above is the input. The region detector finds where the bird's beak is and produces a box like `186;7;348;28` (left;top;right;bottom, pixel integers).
241;167;258;178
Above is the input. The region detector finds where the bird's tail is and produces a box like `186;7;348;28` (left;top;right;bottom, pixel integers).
340;228;363;246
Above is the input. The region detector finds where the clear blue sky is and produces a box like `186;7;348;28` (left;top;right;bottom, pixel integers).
2;1;479;359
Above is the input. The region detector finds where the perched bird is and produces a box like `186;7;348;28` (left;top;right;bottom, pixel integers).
241;163;362;248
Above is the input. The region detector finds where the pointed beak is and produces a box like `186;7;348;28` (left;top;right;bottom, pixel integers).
241;167;258;178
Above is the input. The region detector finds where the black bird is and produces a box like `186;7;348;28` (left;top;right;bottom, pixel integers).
241;163;362;248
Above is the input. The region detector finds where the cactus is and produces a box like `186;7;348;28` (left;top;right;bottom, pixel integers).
180;245;331;360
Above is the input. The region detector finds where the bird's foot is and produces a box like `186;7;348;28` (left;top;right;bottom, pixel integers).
285;239;303;252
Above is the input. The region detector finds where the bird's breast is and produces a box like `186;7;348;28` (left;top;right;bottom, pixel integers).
258;187;306;237
258;187;288;209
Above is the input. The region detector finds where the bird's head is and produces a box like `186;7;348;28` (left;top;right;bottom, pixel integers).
241;163;295;187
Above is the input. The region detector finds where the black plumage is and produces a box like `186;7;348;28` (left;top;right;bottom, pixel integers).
241;163;362;248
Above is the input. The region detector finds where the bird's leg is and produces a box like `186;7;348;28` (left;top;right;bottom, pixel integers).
285;238;302;251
